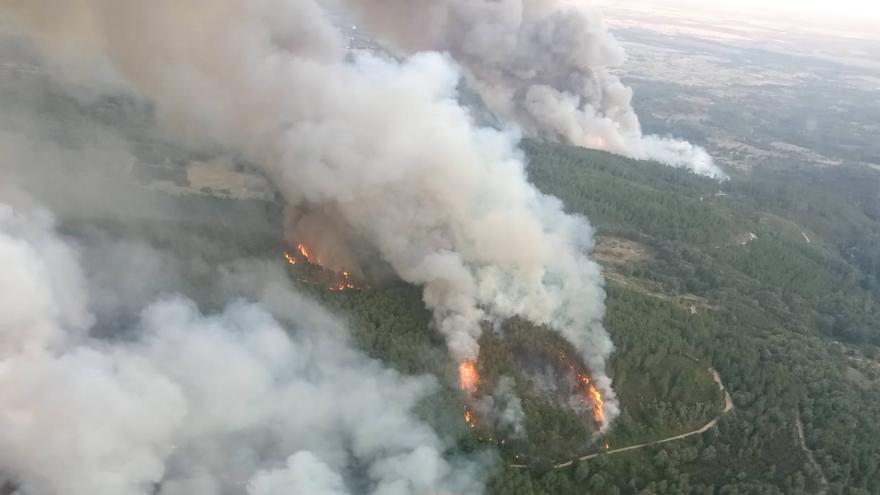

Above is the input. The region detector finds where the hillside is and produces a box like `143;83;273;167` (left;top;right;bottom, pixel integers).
301;141;880;494
4;4;879;494
49;137;880;494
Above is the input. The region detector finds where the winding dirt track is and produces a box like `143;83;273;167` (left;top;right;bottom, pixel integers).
511;367;734;469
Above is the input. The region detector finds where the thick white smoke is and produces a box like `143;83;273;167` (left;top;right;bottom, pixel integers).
0;198;485;495
0;200;92;354
340;0;726;179
474;376;528;439
4;0;619;424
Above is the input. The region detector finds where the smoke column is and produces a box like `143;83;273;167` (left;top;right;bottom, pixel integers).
4;0;619;424
0;197;486;494
340;0;726;178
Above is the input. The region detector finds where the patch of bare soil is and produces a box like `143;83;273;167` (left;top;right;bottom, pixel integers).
604;272;716;313
594;236;652;265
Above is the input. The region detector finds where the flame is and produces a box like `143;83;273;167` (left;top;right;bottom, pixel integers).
577;373;606;424
464;406;476;428
297;243;314;263
329;270;358;291
458;361;480;430
560;353;606;425
588;381;605;423
283;243;365;292
458;360;479;394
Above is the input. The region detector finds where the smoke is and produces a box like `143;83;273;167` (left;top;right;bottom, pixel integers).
0;209;83;354
339;0;726;178
247;452;349;495
474;376;527;439
492;377;527;438
0;197;487;495
3;0;618;424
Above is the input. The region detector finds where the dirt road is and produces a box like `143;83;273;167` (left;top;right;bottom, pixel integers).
511;366;734;469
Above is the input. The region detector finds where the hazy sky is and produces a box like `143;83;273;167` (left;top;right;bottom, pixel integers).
721;0;880;19
611;0;880;22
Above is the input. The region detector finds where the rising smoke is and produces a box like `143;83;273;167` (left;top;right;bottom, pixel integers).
4;0;620;425
473;376;528;439
0;196;487;495
341;0;725;178
0;0;647;488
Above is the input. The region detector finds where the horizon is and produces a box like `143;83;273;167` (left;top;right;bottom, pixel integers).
596;0;880;25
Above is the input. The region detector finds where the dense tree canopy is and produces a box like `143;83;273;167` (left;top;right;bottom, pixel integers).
304;142;880;493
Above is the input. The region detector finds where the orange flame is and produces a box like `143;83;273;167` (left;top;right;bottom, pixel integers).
562;355;606;425
577;374;605;424
297;243;313;262
464;406;476;428
588;382;605;423
329;270;358;291
283;243;365;292
459;360;479;394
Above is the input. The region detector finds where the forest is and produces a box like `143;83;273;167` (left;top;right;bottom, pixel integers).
9;19;880;493
73;139;880;494
303;141;880;494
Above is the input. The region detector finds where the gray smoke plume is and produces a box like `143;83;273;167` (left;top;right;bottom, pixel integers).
0;196;486;495
339;0;725;178
492;376;527;439
4;0;619;425
474;376;527;439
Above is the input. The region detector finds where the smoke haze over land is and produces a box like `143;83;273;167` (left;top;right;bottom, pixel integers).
342;0;725;178
0;196;488;495
0;1;656;490
4;0;619;420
